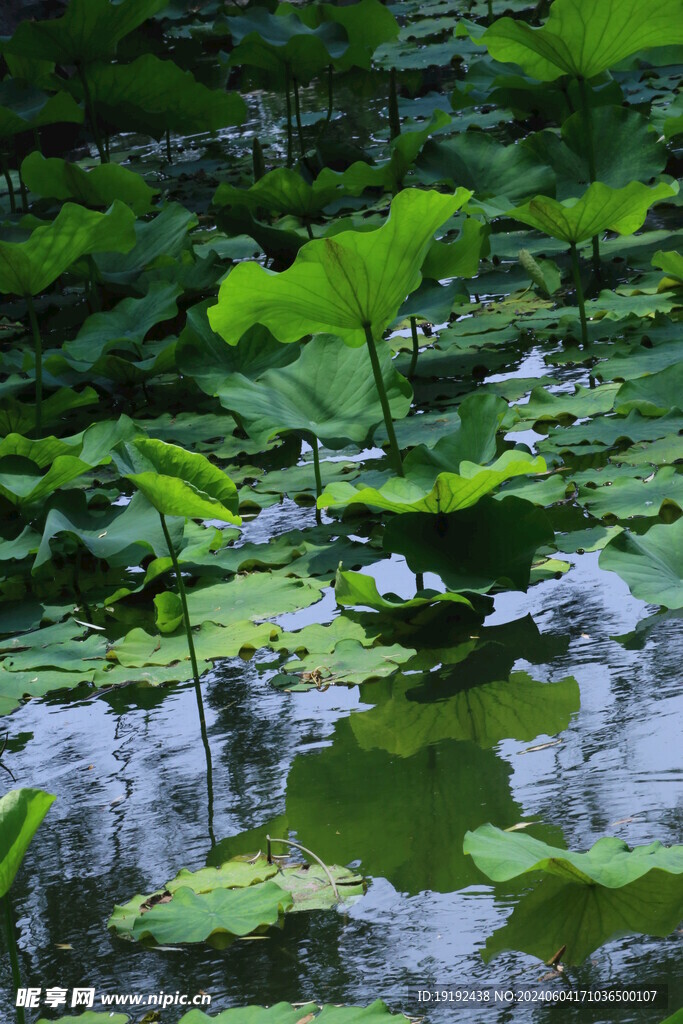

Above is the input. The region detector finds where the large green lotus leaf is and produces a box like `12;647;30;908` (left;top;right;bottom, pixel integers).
319;451;546;514
0;788;55;898
0;667;95;715
615;361;683;416
0;81;83;139
480;0;683;81
227;8;349;82
283;639;414;687
214;168;342;220
464;823;683;886
577;466;683;520
416;132;554;202
115;438;241;524
335;570;474;614
286;717;523;893
599;520;683;609
516;382;619;424
129;882;292;943
0;454;94;507
481;871;683;966
177;301;299;396
180;574;323;629
421;217;491;281
82;55;246;138
0;200;135;296
34;491;184;570
177;1002;410;1024
272;616;378;656
384;497;553;593
109;621;280;669
21;152;158;216
216;333;411;449
525;107;667;200
350;671;579;757
208;188;472;347
2;0;169;63
594;339;683;384
93;203;197;287
540;411;683;453
315;0;399;70
652;250;683;282
62;281;181;369
506;181;677;245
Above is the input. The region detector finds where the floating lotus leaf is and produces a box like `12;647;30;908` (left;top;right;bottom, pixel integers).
163;574;323;631
115;438;241;524
0;200;135;296
383;496;554;593
217;333;411;448
464;823;683;886
2;0;168;64
577;466;683;520
599;520;683;609
109;620;280;668
652;250;683;282
506;181;677;246
615;361;683;416
209;188;472;347
175;1001;408;1024
0;788;55;898
21;152;158;215
319;451;546;514
481;0;683;82
284;638;415;687
81;55;246;138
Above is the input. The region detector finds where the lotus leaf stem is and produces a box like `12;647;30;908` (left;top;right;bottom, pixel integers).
293;76;306;160
326;65;334;124
415;572;424;592
577;76;601;276
284;66;294;168
3;896;25;1024
488;0;494;21
193;680;216;849
25;294;43;437
309;433;323;524
408;316;420;379
159;512;200;685
388;67;400;141
266;836;340;900
363;322;404;476
1;156;17;213
77;64;107;164
18;168;28;213
569;242;588;347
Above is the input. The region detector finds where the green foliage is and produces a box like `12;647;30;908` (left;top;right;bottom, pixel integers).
599;520;683;608
0;788;55;898
21;152;158;215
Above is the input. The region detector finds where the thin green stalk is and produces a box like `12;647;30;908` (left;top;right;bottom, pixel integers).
363;322;404;476
569;242;588;347
487;0;494;21
25;294;43;437
159;512;200;685
408;316;420;378
3;896;25;1024
77;64;107;163
0;156;16;214
326;64;334;124
193;681;216;849
292;76;306;160
309;432;323;524
388;67;400;140
284;66;294;168
577;76;601;275
415;571;424;592
304;217;313;240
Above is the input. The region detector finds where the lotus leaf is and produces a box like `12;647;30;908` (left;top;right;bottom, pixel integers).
577;466;683;520
3;0;169;64
599;520;683;609
383;497;553;593
481;871;683;966
175;1001;409;1024
115;438;241;524
174;574;323;630
417;132;554;202
506;181;678;246
21;152;158;215
0;788;55;898
209;188;471;347
131;883;292;943
227;8;349;83
319;451;546;514
284;638;415;686
335;570;474;613
0;200;135;296
615;361;683;416
81;55;246;138
0;81;83;140
216;333;411;448
214;168;342;220
481;0;683;82
109;621;281;669
652;250;683;282
93;202;197;287
282;0;399;71
464;823;683;886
